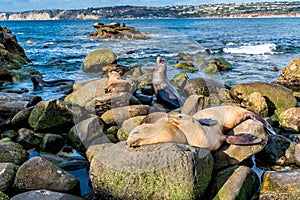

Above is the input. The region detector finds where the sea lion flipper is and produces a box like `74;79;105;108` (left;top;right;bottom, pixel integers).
157;89;181;109
198;118;218;126
225;133;262;145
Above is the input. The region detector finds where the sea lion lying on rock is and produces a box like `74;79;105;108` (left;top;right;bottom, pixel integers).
152;56;185;109
105;71;135;93
126;112;262;150
30;75;74;90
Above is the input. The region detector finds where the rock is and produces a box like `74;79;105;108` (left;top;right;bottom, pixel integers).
174;62;198;72
90;22;148;40
277;58;300;91
11;107;34;129
68;116;105;151
39;153;89;171
296;144;300;167
82;49;117;73
230;82;297;112
40;134;64;154
28;99;75;133
64;78;108;106
0;191;9;200
259;169;300;200
100;105;152;126
241;92;269;117
17;128;43;150
179;54;193;61
88;142;214;200
0;92;41;122
255;134;296;167
0;142;27;165
277;107;300;132
181;94;204;115
208;165;259;200
213;119;268;170
205;63;218;74
13;156;79;194
0;163;18;192
210;58;233;71
10;190;83;200
117;115;145;140
85;92;140;116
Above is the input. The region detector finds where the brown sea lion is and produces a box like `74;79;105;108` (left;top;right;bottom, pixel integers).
126;113;261;150
30;75;74;90
193;105;276;134
152;56;185;109
105;71;134;93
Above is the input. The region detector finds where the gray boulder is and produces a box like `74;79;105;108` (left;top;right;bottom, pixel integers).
11;190;83;200
0;142;27;165
13;156;80;194
88;142;214;200
0;163;18;192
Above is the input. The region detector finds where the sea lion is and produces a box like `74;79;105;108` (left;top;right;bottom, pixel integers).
30;75;74;90
193;105;276;135
105;71;134;93
152;56;185;109
126;113;261;150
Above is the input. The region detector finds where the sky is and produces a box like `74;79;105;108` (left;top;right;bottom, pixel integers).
0;0;298;12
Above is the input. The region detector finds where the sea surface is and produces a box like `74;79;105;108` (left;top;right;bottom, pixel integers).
2;18;300;100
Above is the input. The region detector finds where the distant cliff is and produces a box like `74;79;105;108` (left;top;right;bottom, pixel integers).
1;2;300;20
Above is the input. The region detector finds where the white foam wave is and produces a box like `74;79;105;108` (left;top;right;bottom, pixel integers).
223;43;276;55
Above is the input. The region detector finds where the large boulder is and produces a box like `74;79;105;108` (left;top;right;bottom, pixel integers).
28;99;75;133
213;119;268;170
0;142;27;165
277;107;300;132
88;142;214;200
260;170;300;200
230;82;297;113
13;156;80;194
82;49;117;73
277;58;300;91
11;190;83;200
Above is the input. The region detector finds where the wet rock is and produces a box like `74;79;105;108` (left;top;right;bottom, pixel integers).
13;156;80;194
277;58;300;91
174;62;198;72
208;165;259;200
101;105;152;126
181;94;204;115
85;92;140;116
40;134;64;154
179;54;193;61
90;22;148;40
230;82;297;113
89;142;214;200
241;92;269;117
68;116;105;152
0;142;27;165
259;169;300;200
39;153;89;171
82;49;117;73
0;92;41;122
10;190;83;200
0;163;18;192
11;107;34;129
17;128;43;150
256;134;296;167
277;107;300;132
205;63;218;74
209;58;233;71
28;99;75;133
64;78;108;106
213;119;268;170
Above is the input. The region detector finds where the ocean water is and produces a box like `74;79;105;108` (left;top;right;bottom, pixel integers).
1;18;300;100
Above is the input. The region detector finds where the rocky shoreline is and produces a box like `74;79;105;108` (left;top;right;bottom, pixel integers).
1;26;300;200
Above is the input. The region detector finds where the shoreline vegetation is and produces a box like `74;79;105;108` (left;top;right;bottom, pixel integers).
1;1;300;21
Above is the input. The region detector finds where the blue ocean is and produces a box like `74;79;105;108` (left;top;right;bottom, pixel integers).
2;18;300;100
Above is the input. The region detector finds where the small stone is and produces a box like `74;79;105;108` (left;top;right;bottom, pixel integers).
10;190;83;200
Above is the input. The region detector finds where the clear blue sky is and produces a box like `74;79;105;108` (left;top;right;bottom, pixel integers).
0;0;298;12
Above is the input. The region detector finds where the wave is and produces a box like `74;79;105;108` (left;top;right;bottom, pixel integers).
223;43;277;55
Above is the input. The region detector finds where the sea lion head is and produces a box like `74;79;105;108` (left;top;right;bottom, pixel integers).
126;124;162;147
108;71;121;80
156;56;167;74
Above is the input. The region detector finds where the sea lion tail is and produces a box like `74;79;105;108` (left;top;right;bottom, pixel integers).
245;113;276;135
225;133;262;145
